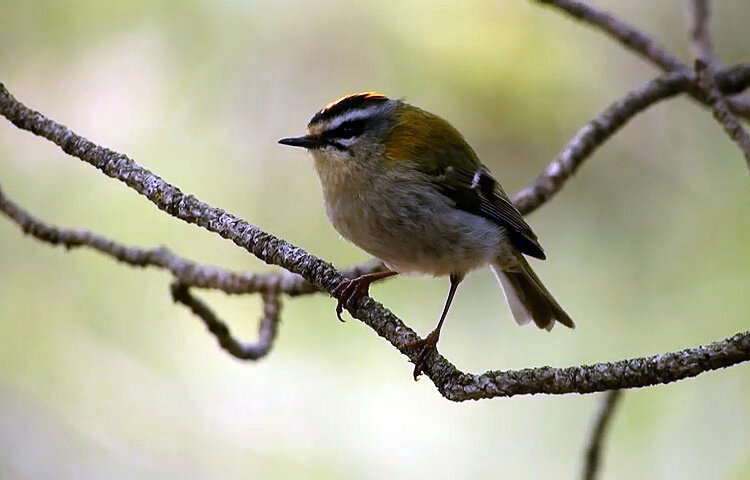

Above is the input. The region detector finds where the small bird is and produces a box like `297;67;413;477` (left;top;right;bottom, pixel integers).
280;92;573;378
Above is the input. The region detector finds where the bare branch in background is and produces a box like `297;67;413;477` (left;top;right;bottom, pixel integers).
538;0;750;119
514;64;750;213
515;69;694;213
583;391;623;480
685;0;750;117
4;7;750;480
694;61;750;171
0;183;384;296
535;0;683;71
171;284;282;361
687;0;718;69
686;1;750;170
1;182;385;359
2;3;750;401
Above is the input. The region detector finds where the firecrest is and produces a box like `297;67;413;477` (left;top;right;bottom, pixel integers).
280;92;573;378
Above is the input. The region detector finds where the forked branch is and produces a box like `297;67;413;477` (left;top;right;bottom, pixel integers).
3;6;748;480
2;64;749;400
537;0;750;119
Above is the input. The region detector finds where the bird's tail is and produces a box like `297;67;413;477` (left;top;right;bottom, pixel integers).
490;255;574;331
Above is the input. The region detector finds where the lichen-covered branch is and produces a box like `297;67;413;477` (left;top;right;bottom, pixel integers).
2;75;749;400
437;332;749;401
1;181;387;360
0;183;384;295
0;85;349;296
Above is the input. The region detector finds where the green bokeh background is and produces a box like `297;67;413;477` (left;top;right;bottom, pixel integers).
1;1;749;478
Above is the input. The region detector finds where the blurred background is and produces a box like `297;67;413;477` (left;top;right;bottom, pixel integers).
1;0;749;478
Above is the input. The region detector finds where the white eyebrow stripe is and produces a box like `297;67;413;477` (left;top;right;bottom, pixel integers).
325;106;380;131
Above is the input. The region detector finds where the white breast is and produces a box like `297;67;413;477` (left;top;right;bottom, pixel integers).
317;162;507;276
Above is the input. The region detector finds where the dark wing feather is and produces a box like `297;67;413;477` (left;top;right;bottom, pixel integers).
428;165;546;260
395;104;545;259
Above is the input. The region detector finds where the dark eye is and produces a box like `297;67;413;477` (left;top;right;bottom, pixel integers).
332;120;365;139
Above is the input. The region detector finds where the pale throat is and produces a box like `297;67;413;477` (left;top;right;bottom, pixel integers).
312;150;369;196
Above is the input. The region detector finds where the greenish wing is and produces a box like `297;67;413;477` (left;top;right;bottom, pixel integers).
425;161;546;260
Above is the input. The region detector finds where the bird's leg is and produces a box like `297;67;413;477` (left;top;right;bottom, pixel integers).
409;273;464;379
331;270;398;321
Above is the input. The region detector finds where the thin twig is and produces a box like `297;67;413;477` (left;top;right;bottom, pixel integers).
536;0;683;71
685;0;750;117
688;0;718;70
688;2;750;171
513;67;750;213
537;0;750;120
583;390;623;480
514;70;691;213
694;60;750;172
171;284;282;360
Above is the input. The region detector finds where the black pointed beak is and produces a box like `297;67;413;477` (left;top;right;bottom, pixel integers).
278;135;321;149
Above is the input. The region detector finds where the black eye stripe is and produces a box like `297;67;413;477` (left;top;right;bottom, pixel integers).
327;119;366;139
324;139;346;150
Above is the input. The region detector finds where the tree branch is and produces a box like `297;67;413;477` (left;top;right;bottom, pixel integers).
687;0;718;70
694;61;750;172
685;2;750;172
537;0;750;119
513;64;750;213
171;284;282;361
535;0;684;71
583;390;623;480
0;183;385;295
439;332;749;401
2;74;749;400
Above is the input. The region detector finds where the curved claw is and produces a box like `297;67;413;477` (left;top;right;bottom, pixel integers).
330;270;398;322
335;301;346;322
408;330;441;380
331;282;347;322
331;277;371;322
